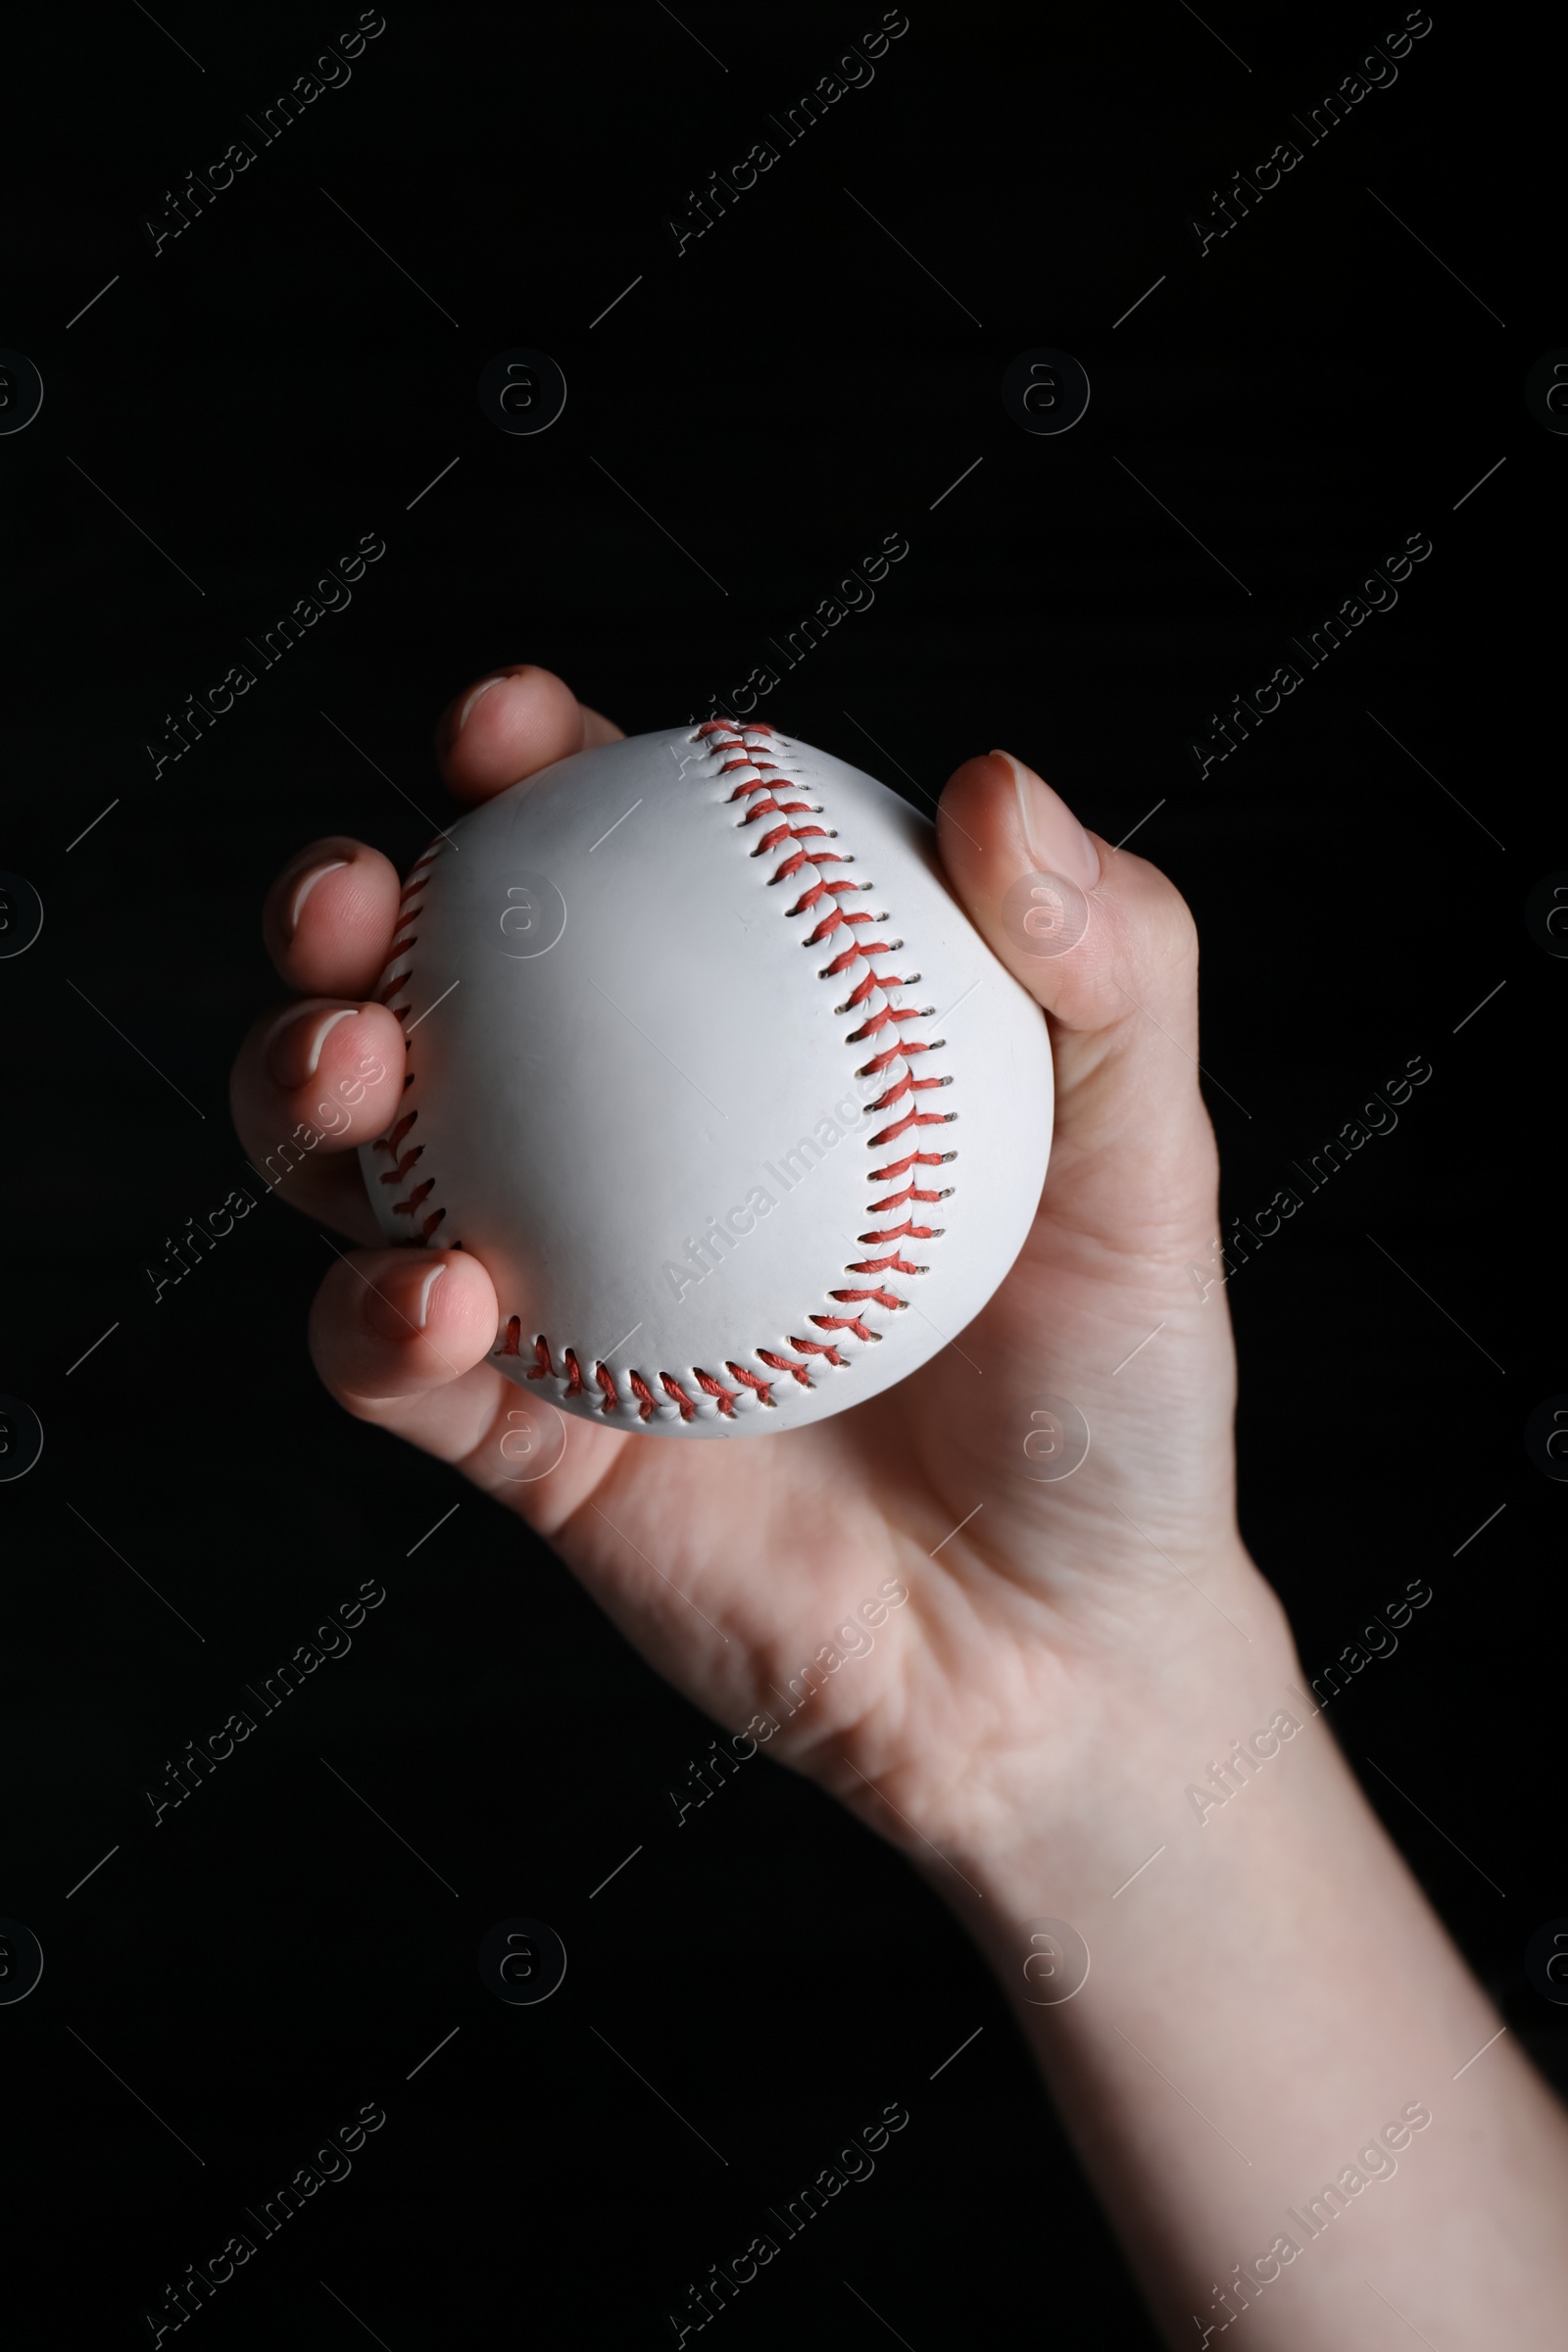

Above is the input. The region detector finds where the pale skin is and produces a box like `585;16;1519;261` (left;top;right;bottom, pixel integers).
232;665;1568;2345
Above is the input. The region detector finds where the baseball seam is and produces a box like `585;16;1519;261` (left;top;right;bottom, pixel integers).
368;721;956;1425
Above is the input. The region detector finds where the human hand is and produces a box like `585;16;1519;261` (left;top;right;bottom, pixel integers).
229;663;1292;1886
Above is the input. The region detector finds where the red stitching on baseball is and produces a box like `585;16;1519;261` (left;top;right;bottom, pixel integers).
752;819;828;855
868;1073;947;1114
369;838;453;1234
783;1335;848;1366
789;877;859;915
373;725;954;1424
724;1359;776;1406
869;1146;956;1180
694;1369;739;1416
869;1180;950;1210
871;1103;956;1148
373;1110;420;1185
837;968;907;1008
802;904;876;947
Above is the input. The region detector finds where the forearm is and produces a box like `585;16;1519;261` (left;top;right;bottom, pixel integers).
936;1560;1568;2347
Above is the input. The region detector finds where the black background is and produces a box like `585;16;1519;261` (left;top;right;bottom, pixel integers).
2;1;1561;2344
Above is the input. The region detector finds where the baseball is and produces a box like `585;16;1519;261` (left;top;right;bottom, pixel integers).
359;719;1054;1437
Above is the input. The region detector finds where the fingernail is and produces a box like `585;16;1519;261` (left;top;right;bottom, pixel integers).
364;1259;447;1342
264;1001;361;1088
284;858;348;938
992;750;1101;892
456;675;508;737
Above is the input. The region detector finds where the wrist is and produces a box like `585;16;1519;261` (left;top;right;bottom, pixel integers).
916;1542;1307;1929
957;1627;1334;2000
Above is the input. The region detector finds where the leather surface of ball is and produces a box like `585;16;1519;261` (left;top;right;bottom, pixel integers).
359;720;1054;1435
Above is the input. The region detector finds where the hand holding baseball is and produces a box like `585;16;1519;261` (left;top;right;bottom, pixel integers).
230;662;1266;1865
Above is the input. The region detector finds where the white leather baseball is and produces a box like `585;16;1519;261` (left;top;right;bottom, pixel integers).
358;720;1053;1436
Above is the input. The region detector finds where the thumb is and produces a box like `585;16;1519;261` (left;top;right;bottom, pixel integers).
936;749;1221;1241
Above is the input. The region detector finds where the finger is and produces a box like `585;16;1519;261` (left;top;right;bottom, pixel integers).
939;750;1193;1034
937;749;1217;1221
261;836;403;995
435;662;623;805
229;998;408;1241
308;1245;503;1455
309;1245;635;1523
